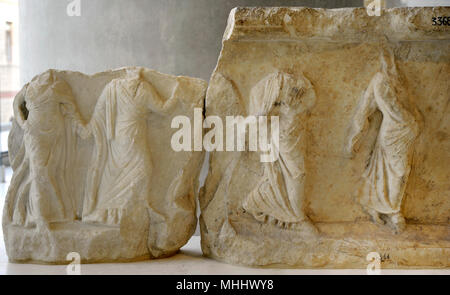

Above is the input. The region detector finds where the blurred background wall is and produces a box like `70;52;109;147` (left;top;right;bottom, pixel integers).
18;0;364;84
388;0;450;7
0;0;19;127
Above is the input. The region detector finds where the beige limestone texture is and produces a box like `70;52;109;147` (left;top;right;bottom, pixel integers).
201;7;450;268
3;67;207;264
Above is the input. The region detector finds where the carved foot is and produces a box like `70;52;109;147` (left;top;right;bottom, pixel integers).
286;217;319;236
25;219;51;231
389;213;406;234
297;219;319;235
367;208;385;225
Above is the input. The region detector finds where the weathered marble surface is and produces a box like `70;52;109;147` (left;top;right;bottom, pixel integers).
201;7;450;268
3;67;207;263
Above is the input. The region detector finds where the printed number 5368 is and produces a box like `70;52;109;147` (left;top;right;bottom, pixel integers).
432;16;450;26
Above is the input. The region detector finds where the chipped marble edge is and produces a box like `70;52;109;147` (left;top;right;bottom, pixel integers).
31;67;208;88
223;7;450;42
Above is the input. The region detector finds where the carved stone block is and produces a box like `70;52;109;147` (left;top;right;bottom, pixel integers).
201;7;450;268
3;67;207;263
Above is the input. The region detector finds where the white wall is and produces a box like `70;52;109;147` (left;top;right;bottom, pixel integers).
386;0;450;7
19;0;363;84
399;0;450;6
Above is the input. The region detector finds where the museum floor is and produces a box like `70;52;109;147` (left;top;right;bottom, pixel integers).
0;167;446;275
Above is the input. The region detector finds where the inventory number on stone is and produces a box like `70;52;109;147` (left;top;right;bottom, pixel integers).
432;16;450;25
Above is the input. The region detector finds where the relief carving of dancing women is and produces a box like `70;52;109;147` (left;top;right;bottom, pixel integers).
3;70;86;227
242;72;317;233
80;69;179;225
345;48;421;233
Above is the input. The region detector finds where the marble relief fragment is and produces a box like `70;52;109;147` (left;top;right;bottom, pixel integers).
200;7;450;268
3;67;207;263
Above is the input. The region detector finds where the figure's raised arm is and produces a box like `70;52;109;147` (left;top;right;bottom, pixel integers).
141;80;179;114
52;80;91;139
345;75;378;158
79;81;114;140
